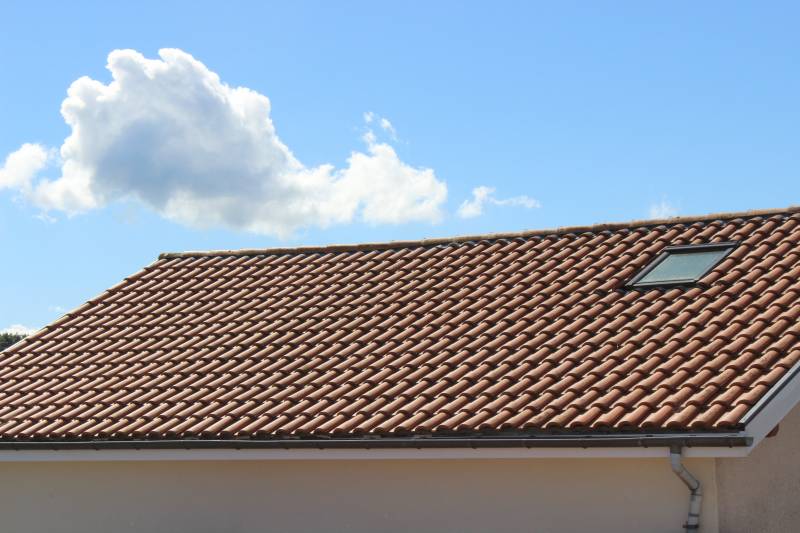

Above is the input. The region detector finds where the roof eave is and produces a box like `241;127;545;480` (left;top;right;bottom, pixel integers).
0;433;753;462
0;433;751;451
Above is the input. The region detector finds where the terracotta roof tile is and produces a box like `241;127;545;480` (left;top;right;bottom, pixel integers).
3;208;800;442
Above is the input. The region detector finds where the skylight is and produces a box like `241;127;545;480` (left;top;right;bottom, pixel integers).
627;242;736;288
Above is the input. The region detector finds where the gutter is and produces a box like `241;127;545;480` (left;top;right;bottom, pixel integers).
0;433;751;451
670;445;702;531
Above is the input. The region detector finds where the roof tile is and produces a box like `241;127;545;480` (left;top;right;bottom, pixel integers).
3;208;800;442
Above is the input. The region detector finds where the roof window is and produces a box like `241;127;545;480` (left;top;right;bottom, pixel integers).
626;242;736;288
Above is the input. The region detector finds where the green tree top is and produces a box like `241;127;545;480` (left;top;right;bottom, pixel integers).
0;333;26;352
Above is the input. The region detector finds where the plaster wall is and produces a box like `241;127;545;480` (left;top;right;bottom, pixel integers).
0;456;718;533
717;402;800;533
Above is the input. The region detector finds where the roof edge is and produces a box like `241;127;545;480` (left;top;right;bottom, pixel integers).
0;434;751;451
159;206;800;259
739;357;800;453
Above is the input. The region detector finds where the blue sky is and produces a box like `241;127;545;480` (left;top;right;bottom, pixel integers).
2;1;799;331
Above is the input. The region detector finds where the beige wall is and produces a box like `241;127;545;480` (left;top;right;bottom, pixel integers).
0;456;717;533
717;402;800;533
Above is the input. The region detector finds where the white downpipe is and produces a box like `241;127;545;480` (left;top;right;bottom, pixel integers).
670;446;702;531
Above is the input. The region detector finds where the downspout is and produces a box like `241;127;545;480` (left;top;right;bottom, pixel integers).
670;445;702;531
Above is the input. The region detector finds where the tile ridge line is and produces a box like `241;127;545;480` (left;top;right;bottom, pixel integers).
159;205;800;259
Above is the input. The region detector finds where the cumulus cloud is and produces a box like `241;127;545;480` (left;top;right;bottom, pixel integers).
457;186;540;219
649;200;678;219
1;324;36;336
0;144;51;192
2;49;447;236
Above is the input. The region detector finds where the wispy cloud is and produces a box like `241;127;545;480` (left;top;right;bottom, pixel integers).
649;200;678;219
363;111;398;142
1;324;36;336
0;49;447;237
379;117;397;140
457;186;540;219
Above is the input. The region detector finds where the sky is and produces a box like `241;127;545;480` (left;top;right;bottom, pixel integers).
2;1;799;332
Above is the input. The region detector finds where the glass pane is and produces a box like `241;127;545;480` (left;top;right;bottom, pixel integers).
636;249;728;285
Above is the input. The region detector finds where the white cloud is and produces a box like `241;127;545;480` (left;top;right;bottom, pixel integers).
362;129;377;146
3;49;446;236
380;117;397;140
457;186;540;219
458;186;493;218
649;200;678;219
1;324;36;336
362;112;397;142
36;212;57;224
0;143;51;192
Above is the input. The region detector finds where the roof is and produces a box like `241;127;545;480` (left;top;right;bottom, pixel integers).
3;207;800;448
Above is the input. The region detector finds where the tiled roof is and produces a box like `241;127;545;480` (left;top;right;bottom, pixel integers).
3;207;800;444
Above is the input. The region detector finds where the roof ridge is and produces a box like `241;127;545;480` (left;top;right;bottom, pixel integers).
159;205;800;259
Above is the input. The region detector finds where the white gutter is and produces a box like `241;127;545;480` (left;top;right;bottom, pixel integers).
0;443;749;462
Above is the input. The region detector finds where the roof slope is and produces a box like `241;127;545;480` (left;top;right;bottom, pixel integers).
3;208;800;444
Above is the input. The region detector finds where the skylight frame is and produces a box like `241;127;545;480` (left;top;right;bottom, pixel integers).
625;241;738;289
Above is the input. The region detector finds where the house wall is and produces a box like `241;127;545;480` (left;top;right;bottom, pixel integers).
0;456;718;533
717;401;800;533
